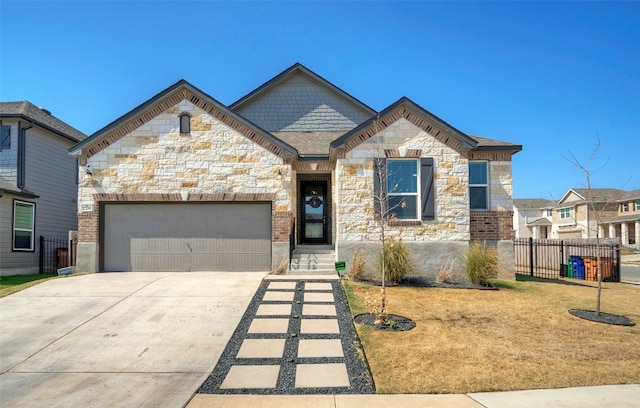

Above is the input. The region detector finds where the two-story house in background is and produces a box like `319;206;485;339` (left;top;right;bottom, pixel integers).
513;198;555;239
600;190;640;249
0;102;86;275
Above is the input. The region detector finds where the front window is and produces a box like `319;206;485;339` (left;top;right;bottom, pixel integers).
559;207;571;220
621;203;629;212
546;209;553;217
387;159;418;219
469;161;488;210
13;200;35;251
635;200;640;211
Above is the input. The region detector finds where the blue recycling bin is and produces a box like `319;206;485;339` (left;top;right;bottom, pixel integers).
569;256;585;280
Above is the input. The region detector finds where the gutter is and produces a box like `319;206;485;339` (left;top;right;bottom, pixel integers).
17;120;35;189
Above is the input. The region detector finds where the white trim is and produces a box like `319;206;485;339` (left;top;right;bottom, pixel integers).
13;200;35;251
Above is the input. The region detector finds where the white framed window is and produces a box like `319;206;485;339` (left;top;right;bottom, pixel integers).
469;161;489;210
621;203;629;212
374;157;435;221
635;200;640;211
546;209;553;217
559;207;571;219
13;200;35;251
387;159;419;220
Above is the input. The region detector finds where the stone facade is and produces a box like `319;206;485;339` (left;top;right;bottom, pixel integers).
76;101;294;272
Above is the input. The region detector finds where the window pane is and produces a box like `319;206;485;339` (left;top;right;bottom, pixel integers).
470;187;488;210
14;230;32;250
14;202;34;229
469;162;488;185
387;161;417;193
389;196;417;219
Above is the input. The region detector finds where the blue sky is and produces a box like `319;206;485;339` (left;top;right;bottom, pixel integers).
1;1;638;200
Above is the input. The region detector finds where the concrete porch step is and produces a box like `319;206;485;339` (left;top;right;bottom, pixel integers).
289;245;337;276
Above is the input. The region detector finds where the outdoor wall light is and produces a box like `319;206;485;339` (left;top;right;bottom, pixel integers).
85;165;93;177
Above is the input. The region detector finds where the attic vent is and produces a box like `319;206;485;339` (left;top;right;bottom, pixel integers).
38;107;52;115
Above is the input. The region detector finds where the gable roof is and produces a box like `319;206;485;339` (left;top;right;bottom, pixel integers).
229;62;376;116
469;135;522;152
70;80;297;160
0;101;87;143
618;189;640;202
331;97;478;153
558;188;626;204
513;198;556;209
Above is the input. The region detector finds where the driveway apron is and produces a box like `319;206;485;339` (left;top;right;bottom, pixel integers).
0;272;264;408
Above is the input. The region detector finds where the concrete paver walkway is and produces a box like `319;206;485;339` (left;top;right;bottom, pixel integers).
196;275;373;394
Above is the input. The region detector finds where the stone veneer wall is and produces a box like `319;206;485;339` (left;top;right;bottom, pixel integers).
335;118;471;277
76;100;293;272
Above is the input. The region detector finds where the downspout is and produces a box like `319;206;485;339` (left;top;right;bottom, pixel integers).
17;120;35;189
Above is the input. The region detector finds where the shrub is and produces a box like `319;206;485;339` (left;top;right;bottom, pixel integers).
461;241;499;285
348;250;366;281
436;261;459;284
378;237;410;283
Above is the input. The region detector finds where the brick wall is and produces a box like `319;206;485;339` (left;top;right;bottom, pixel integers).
470;211;514;241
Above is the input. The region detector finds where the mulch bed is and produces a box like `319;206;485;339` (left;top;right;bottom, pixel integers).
354;313;416;331
568;309;636;326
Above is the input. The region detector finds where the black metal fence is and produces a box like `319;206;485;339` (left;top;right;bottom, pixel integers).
514;238;621;282
39;235;73;274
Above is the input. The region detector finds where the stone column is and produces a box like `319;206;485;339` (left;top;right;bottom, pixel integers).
598;225;605;239
621;223;629;246
609;224;616;240
533;225;540;239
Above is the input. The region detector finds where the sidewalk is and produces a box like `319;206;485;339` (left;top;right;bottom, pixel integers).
187;384;640;407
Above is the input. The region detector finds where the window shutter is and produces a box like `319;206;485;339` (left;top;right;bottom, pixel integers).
0;125;10;149
421;158;435;220
373;158;386;218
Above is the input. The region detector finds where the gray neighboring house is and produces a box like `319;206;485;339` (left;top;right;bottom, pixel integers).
0;102;87;275
69;63;522;276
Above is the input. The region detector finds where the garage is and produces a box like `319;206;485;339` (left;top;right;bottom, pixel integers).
102;202;271;272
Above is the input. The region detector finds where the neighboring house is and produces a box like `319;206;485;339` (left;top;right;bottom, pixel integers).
513;199;555;239
551;188;625;240
69;63;522;277
0;102;87;275
600;189;640;249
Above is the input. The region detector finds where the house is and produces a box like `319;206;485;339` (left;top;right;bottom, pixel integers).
69;63;522;277
600;189;640;249
0;102;87;275
551;188;625;240
513;198;555;239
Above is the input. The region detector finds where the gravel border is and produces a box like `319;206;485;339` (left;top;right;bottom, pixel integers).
197;279;375;394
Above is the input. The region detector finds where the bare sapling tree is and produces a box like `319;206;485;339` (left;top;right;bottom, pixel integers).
562;136;614;317
369;128;407;319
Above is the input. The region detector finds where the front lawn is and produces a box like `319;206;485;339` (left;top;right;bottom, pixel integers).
343;277;640;394
0;274;57;298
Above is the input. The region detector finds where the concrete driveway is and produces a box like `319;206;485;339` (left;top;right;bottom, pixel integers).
0;272;265;408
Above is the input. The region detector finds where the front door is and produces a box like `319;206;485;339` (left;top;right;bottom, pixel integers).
301;181;327;244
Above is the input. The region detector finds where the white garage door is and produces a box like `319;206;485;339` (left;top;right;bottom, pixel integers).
102;203;271;272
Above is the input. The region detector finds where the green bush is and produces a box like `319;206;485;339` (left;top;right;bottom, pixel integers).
461;241;499;285
378;237;410;283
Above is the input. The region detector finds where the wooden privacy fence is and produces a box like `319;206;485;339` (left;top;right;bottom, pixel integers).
514;238;621;282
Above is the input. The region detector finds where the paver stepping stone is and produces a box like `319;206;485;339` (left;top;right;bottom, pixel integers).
268;281;296;290
237;339;286;358
220;365;280;389
303;292;335;302
256;304;292;316
300;319;340;334
302;304;336;316
295;363;350;388
297;339;344;358
305;282;333;291
263;291;295;301
248;318;290;334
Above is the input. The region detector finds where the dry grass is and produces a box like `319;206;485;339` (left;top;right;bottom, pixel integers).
343;277;640;394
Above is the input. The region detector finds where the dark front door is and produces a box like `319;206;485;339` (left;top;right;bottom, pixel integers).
301;181;327;244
